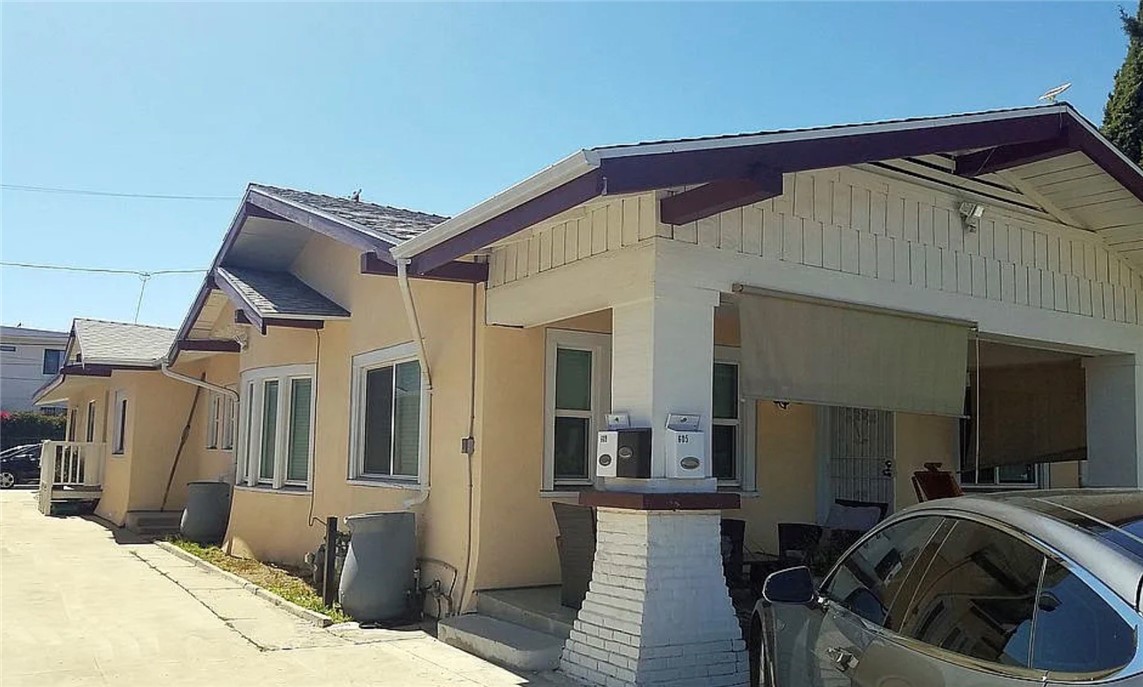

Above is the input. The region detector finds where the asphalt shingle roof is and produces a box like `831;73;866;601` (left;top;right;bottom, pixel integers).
73;319;176;366
216;267;349;319
250;184;448;244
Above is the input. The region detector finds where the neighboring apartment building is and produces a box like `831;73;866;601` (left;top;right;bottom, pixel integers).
0;325;68;413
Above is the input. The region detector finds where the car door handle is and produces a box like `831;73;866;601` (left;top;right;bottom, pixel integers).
826;646;859;673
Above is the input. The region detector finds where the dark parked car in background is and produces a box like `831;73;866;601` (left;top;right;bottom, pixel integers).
0;444;41;489
752;489;1143;686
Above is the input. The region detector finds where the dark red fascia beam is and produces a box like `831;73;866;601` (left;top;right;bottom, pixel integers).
953;132;1077;178
660;167;784;225
408;110;1071;274
360;252;489;283
234;309;324;333
59;364;113;377
174;339;241;353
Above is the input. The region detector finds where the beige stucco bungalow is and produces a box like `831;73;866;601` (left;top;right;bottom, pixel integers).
38;103;1143;687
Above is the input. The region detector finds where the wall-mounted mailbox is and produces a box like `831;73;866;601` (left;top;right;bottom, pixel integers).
665;413;706;479
596;428;652;478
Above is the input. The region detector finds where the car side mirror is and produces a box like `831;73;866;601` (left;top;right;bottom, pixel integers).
763;565;815;604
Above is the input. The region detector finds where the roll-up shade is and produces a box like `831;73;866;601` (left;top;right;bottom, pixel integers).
973;361;1086;467
739;295;969;416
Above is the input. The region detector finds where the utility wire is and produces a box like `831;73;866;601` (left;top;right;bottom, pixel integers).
0;261;204;276
1;183;238;201
1;261;206;324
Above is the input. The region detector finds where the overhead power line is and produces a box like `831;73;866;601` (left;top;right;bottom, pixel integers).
1;261;206;323
0;261;204;276
1;183;238;201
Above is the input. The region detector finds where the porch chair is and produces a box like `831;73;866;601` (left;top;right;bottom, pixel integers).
552;502;597;609
911;463;964;502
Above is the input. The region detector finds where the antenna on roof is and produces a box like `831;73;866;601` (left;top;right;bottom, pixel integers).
1038;82;1072;104
349;189;361;202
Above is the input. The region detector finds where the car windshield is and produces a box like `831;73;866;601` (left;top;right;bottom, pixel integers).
1011;491;1143;565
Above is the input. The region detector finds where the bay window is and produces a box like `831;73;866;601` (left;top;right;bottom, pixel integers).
237;365;314;488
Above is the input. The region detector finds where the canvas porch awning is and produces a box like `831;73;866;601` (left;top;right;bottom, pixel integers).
971;360;1087;467
738;293;971;417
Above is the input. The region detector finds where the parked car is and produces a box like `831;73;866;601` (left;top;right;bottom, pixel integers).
751;489;1143;686
0;443;42;489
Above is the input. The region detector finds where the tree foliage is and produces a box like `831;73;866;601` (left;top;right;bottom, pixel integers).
0;411;66;450
1103;1;1143;164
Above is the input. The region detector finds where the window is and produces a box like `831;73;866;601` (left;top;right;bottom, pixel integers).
112;390;128;454
67;408;77;442
42;349;63;375
712;354;741;483
237;365;314;488
350;344;427;483
1030;560;1134;675
84;401;96;443
544;330;610;490
823;516;946;628
206;391;236;450
897;519;1044;668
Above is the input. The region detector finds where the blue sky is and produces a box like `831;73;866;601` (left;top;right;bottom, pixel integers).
0;2;1127;331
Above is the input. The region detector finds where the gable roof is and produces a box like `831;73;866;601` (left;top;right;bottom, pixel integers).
249;184;447;245
215;267;349;320
390;103;1143;274
72;319;176;367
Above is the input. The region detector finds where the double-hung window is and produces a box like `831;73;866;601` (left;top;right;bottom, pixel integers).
43;349;63;375
84;401;96;443
712;348;743;485
237;365;315;489
544;330;611;491
349;343;427;483
206;391;236;450
111;390;128;454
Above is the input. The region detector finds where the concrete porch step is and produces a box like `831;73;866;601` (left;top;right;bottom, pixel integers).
476;586;575;639
125;510;183;536
437;614;565;672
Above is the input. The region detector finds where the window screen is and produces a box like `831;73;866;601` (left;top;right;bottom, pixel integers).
823;516;945;628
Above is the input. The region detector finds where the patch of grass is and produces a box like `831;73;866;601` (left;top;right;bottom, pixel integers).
169;539;350;623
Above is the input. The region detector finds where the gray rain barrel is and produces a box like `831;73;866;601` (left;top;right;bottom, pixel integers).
339;511;416;622
180;481;232;545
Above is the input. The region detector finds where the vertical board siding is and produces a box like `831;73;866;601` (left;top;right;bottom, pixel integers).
486;193;659;288
656;168;1141;326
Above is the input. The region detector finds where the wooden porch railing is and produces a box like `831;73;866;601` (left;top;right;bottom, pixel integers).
37;441;107;515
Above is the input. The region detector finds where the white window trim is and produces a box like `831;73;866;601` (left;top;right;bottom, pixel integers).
714;345;756;490
206;390;236;451
237;364;316;490
111;390;128;455
543;329;611;492
348;342;430;486
85;400;96;443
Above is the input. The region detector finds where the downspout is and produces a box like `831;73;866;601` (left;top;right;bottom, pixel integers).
396;258;432;511
161;360;240;479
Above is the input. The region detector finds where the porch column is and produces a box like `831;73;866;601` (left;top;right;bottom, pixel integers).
608;284;720;491
561;284;748;687
1084;355;1143;487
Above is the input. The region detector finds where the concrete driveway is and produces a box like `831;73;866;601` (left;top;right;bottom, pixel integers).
0;490;572;687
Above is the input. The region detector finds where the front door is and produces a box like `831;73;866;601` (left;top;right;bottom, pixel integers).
822;407;894;517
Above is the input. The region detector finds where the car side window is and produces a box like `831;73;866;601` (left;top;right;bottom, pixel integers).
822;516;945;628
1031;560;1135;676
896;519;1042;668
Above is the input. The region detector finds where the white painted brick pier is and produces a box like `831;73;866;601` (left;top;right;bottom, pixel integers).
560;507;748;687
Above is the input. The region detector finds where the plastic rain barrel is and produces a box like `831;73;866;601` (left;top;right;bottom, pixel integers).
180;481;232;545
338;511;416;622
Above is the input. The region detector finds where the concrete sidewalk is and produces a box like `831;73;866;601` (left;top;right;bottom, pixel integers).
0;490;574;687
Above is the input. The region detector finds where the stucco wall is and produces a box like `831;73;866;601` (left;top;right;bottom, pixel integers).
217;233;478;611
893;412;960;510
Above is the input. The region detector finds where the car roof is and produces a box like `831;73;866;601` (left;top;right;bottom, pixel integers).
0;444;39;457
899;489;1143;611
